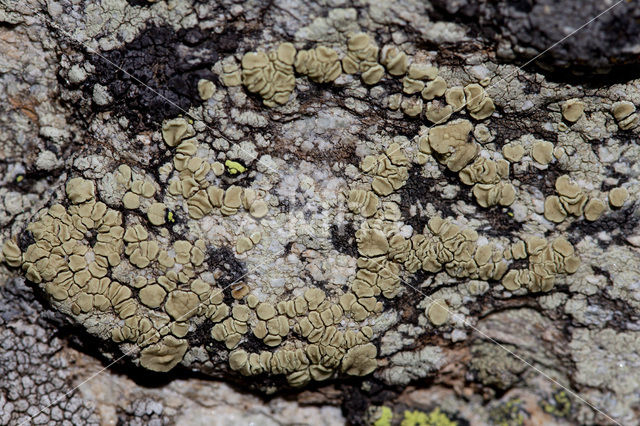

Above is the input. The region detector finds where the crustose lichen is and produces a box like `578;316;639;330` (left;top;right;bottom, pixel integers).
2;31;635;389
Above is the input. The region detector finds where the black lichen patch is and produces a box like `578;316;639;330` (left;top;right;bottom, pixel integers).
218;170;257;189
239;332;272;353
391;273;428;325
587;268;640;331
206;246;248;288
543;63;640;87
509;258;529;271
341;380;401;426
124;0;150;6
488;109;557;146
330;221;358;258
17;230;35;252
86;25;220;130
187;319;214;348
397;167;453;232
474;207;523;239
399;166;523;238
565;204;640;248
430;0;640;80
4;169;64;196
517;73;543;95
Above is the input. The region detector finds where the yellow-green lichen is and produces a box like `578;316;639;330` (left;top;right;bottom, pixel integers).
400;408;457;426
489;398;526;426
225;159;246;175
541;390;572;418
371;406;394;426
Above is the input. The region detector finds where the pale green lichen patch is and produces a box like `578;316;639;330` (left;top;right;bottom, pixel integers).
66;177;95;204
464;83;495;120
501;237;579;292
543;174;608;223
380;45;408;77
343;33;383;85
147;202;166;226
361;143;410;196
531;140;554;165
426;119;477;172
2;239;22;267
296;45;342;84
611;101;639;130
7;29;627;397
162;117;194;147
427;299;449;326
197;78;216;100
445;87;466;112
140;335;188;372
502;143;525;163
422;76;448;101
608;187;629;208
241;43;297;107
219;60;242;87
562;98;585;122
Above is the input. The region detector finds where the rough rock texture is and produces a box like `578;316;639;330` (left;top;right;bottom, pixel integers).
0;279;100;425
0;277;345;425
1;1;640;425
431;0;640;75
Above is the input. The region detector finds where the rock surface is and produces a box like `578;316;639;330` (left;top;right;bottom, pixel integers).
431;0;640;75
1;1;639;425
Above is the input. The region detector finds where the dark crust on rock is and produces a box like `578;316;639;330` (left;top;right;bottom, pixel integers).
205;246;248;292
399;166;524;238
565;204;640;248
330;221;358;258
83;25;222;131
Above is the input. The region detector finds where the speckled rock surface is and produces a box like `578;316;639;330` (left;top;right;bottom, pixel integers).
431;0;640;75
1;1;640;425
